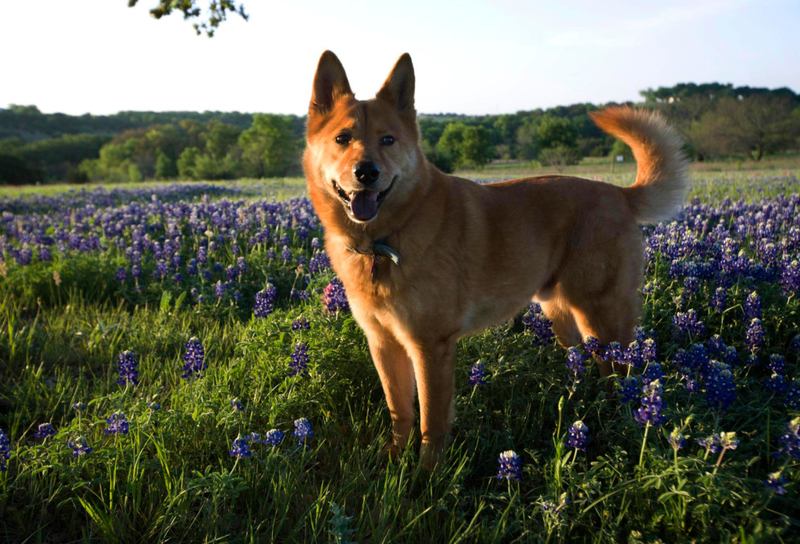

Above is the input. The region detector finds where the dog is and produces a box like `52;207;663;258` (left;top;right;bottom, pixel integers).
303;51;688;465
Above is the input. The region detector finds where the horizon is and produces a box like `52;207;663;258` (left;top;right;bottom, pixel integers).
2;0;799;117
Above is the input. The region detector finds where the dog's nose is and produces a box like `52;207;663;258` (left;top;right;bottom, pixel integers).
354;161;381;186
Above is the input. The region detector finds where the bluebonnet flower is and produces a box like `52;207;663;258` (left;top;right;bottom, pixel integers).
672;310;706;340
497;450;522;481
253;284;277;318
601;342;623;364
182;337;206;379
634;380;666;428
292;317;311;330
469;361;488;386
72;401;85;412
237;257;246;276
522;303;555;346
719;431;740;452
765;373;789;395
621;341;645;368
779;259;799;297
132;264;141;279
245;432;261;443
230;437;252;459
791;335;800;353
775;418;800;460
173;272;183;284
566;347;587;377
764;472;787;495
230;398;244;411
311;237;321;250
309;251;331;274
148;402;161;411
767;354;786;375
566;421;590;451
289;343;310;377
267;248;276;260
104;412;129;435
744;291;761;321
117;350;139;386
263;429;284;446
641;363;663;385
214;280;226;298
68;437;93;458
785;380;800;409
293;418;314;446
0;429;11;471
668;428;686;451
34;423;56;439
746;318;765;353
323;278;350;314
642;339;657;364
698;434;723;454
711;287;727;312
281;245;292;262
705;362;736;413
583;336;601;356
618;376;640;404
290;288;311;300
225;265;237;282
683;276;700;297
38;246;51;262
280;233;290;246
116;266;127;282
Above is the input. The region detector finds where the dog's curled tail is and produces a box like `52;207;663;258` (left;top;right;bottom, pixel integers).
591;106;689;224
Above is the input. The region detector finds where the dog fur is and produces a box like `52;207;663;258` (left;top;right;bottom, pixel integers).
303;51;689;465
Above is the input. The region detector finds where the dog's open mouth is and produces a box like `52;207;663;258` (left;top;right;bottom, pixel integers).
332;178;395;222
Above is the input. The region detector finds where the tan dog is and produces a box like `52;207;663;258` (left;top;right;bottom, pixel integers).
303;51;688;465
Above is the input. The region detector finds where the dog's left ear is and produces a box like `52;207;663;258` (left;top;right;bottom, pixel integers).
376;53;415;116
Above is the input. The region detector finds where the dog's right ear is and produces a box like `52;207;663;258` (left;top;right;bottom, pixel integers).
309;51;353;117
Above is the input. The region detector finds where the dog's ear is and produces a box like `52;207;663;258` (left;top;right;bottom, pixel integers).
310;51;353;117
376;53;415;116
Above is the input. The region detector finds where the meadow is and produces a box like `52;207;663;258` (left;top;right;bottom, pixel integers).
0;168;799;543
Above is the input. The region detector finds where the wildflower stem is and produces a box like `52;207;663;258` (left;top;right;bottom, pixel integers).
639;423;650;468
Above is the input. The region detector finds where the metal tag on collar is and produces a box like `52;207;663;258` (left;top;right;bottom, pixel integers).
372;242;401;266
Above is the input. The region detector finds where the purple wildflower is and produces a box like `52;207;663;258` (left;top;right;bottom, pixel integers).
744;291;761;321
668;428;686;451
699;434;723;454
117;350;139;386
522;303;555;346
764;472;787;495
583;336;601;356
705;362;737;413
469;361;488;386
641;363;663;386
104;412;129;435
253;284;277;318
497;450;522;481
711;287;727;312
619;376;640;404
566;421;591;451
182;337;206;379
323;278;349;314
309;251;331;274
672;309;706;341
263;429;284;446
281;245;292;262
566;347;587;377
776;418;800;460
34;423;56;439
745;318;765;354
293;418;314;446
292;317;311;331
288;343;310;377
230;398;244;411
0;429;11;471
68;437;93;458
116;266;127;282
230;437;252;459
634;380;666;428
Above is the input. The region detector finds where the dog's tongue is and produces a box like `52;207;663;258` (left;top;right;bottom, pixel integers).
350;191;379;221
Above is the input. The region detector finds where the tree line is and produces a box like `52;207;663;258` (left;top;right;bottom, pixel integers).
1;82;798;184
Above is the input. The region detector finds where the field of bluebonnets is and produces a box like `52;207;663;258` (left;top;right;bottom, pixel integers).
1;169;799;543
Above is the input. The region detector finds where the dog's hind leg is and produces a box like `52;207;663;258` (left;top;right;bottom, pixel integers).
364;324;417;454
535;285;581;348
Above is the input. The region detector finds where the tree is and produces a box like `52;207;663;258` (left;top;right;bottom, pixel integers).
696;95;799;161
539;146;581;172
205;122;241;159
436;122;494;169
177;147;202;179
128;0;248;37
238;114;298;178
155;152;177;179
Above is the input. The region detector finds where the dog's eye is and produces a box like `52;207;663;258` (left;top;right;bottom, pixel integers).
381;135;395;146
335;134;351;145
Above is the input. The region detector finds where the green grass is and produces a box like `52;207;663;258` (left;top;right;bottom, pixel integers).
0;169;798;542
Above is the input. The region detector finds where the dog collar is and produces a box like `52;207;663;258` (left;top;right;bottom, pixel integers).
346;237;401;283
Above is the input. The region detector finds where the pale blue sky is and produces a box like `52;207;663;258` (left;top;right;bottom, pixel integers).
2;0;798;116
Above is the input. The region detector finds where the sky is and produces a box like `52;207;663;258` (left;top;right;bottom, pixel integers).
2;0;799;116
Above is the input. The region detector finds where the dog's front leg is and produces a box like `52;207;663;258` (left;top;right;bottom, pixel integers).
411;337;456;468
364;326;416;454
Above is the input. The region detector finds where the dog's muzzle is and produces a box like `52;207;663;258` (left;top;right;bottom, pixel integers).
332;178;395;222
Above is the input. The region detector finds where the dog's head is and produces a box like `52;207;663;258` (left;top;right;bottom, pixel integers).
304;51;423;225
